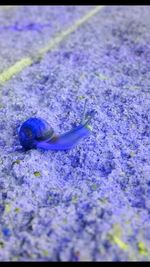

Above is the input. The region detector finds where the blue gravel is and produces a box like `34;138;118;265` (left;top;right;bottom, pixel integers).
0;5;93;72
0;5;150;261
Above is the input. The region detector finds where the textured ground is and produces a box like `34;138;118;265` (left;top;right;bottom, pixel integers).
0;5;150;261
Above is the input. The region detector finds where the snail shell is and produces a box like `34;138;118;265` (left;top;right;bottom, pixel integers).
19;117;54;150
18;101;95;151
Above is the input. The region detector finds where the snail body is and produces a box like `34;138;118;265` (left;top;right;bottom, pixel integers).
18;101;95;151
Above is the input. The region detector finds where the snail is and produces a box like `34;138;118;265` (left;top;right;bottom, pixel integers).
18;100;95;151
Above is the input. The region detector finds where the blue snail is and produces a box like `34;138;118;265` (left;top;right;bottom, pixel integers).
18;100;95;151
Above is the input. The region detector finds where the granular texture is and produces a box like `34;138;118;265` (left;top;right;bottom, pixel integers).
0;5;150;261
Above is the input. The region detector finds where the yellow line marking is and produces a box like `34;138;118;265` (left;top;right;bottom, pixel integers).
39;5;104;55
138;242;149;256
0;57;32;84
113;236;128;251
0;5;104;85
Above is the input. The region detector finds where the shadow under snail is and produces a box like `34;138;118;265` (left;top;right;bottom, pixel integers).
18;100;95;151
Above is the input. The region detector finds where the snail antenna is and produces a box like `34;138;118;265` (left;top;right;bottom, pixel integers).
80;99;95;126
81;99;88;124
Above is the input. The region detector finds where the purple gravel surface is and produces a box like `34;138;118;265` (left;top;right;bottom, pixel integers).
0;5;150;261
0;5;93;72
